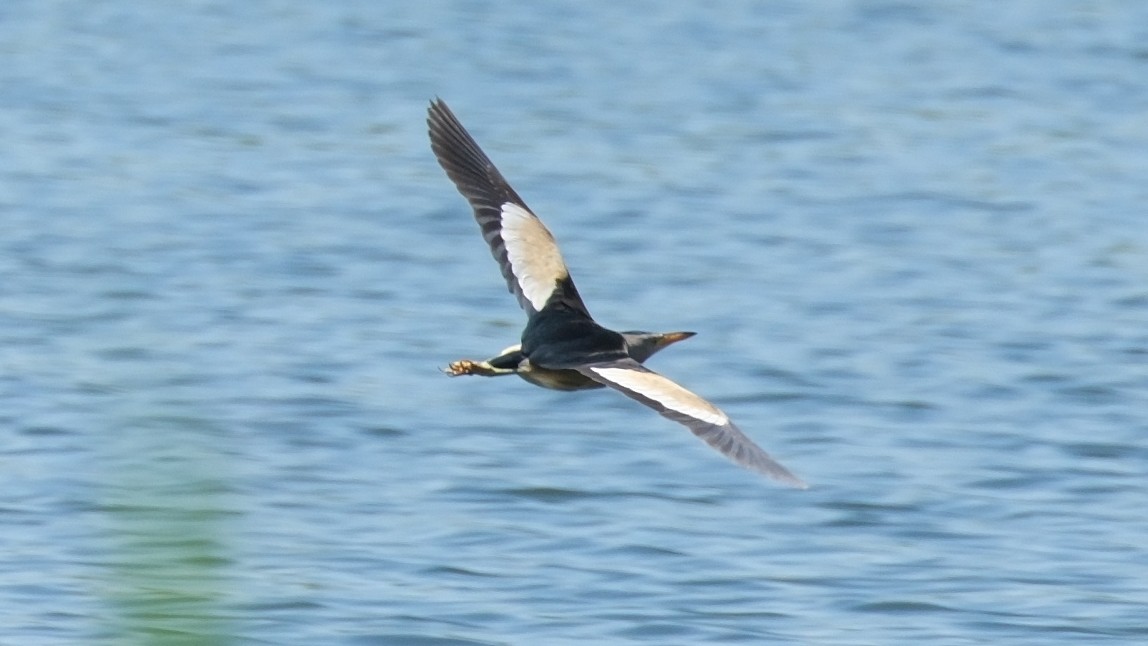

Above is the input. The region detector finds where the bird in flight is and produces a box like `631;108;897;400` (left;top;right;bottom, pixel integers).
427;99;806;488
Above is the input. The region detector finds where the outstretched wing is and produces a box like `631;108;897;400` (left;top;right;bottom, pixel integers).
427;99;589;318
579;359;807;488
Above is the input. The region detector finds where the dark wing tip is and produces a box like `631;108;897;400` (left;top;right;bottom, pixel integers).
426;99;528;213
427;99;490;176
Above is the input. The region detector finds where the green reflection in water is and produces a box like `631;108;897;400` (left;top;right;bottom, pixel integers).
97;413;239;645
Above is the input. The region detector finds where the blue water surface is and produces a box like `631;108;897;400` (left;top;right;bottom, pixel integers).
3;2;1148;644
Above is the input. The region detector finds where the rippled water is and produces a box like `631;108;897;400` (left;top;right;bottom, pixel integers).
3;2;1148;644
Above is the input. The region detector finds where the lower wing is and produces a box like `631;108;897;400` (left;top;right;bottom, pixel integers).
579;359;807;488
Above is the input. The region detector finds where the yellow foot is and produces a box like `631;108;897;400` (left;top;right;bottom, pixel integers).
444;359;487;377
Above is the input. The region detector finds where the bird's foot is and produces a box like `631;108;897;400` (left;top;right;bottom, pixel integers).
443;359;498;377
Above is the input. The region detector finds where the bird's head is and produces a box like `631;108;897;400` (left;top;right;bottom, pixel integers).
620;330;696;363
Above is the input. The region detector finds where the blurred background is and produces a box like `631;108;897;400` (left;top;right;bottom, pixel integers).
2;1;1147;644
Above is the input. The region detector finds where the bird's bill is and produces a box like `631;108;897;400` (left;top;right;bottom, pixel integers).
657;331;696;347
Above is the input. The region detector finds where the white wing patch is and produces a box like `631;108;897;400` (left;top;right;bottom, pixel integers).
500;202;568;311
589;366;729;426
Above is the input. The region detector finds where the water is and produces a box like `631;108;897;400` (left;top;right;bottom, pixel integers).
3;1;1148;644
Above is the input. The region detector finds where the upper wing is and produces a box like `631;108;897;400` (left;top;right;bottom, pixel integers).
427;99;589;318
579;359;807;488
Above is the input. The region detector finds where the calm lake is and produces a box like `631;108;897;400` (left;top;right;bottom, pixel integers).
3;2;1147;644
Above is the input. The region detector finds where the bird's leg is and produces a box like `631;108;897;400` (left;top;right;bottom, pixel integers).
443;346;525;378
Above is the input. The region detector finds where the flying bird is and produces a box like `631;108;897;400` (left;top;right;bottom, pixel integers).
427;99;806;488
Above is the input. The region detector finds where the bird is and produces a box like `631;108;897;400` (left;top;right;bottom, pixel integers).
427;98;806;488
444;331;696;392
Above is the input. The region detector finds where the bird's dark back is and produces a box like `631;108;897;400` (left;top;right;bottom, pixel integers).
522;304;627;369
